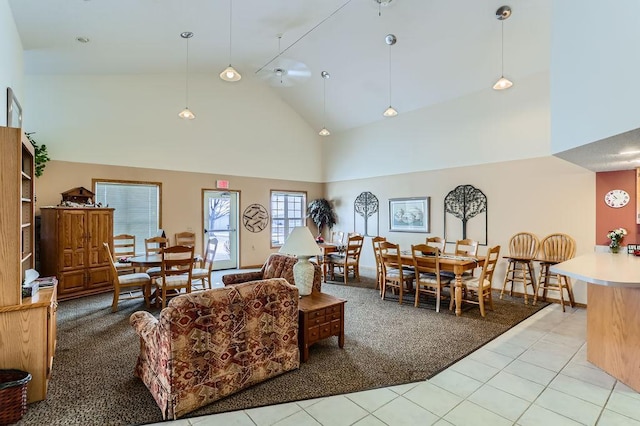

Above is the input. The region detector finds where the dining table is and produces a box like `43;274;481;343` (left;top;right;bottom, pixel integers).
399;252;483;317
316;242;344;282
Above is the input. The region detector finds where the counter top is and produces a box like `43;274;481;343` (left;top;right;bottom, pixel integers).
550;252;640;288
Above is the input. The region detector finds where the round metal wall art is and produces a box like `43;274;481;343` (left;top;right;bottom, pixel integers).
242;204;269;233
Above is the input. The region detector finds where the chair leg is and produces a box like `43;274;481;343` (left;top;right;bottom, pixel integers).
556;274;566;312
488;288;494;311
414;283;420;308
398;280;403;305
478;292;486;317
435;286;441;313
143;284;150;308
500;260;512;299
344;264;348;285
111;288;119;313
564;275;576;308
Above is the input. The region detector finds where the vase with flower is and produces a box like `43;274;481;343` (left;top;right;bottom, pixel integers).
607;227;627;253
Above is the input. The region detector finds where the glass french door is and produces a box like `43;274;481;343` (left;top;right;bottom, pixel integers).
202;190;239;270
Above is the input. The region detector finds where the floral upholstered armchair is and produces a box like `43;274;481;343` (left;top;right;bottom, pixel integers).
222;253;322;293
129;278;300;420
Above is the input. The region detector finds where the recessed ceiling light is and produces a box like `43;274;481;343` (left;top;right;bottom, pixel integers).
76;37;90;44
620;149;640;155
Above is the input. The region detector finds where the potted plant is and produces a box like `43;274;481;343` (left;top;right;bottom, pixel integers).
307;198;337;242
25;132;50;178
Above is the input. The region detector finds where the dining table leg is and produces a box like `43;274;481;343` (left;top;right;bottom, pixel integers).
455;273;463;317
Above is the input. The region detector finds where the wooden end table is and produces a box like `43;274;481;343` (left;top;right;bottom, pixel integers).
298;292;346;362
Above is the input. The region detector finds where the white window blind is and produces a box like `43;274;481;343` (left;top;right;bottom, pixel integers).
94;181;160;254
271;191;306;246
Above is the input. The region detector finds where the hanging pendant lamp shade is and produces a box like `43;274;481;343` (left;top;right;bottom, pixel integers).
178;31;196;120
493;6;513;90
318;71;331;136
383;34;398;117
220;0;241;82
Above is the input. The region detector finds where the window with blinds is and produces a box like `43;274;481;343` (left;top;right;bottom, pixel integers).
94;180;161;254
271;190;306;247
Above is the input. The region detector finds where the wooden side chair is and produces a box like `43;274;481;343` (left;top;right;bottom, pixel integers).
380;241;415;305
327;234;364;285
104;243;151;312
426;236;446;254
534;233;576;312
144;236;168;277
155;245;195;309
113;234;136;275
175;231;196;247
372;236;387;294
412;244;451;312
451;245;501;317
501;232;539;304
191;237;219;291
454;238;479;256
331;231;345;245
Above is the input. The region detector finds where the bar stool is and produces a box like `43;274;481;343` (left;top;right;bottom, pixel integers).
533;233;576;312
501;232;539;304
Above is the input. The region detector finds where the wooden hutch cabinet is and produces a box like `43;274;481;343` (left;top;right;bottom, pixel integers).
0;126;58;403
40;207;114;300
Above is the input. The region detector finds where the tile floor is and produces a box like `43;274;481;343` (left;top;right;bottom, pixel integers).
155;285;640;426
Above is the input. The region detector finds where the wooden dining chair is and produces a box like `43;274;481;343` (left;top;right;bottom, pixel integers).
501;232;539;304
331;231;345;245
451;245;500;317
380;241;415;305
426;236;446;254
412;244;451;312
144;236;168;277
455;239;479;256
372;236;387;294
534;233;576;312
155;245;195;309
327;234;364;285
191;237;218;291
104;243;151;312
174;231;196;247
113;234;136;275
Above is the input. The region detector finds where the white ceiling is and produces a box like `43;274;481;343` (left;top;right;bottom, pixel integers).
12;0;637;172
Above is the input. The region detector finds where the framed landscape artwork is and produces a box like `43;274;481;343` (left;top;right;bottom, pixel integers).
389;197;430;233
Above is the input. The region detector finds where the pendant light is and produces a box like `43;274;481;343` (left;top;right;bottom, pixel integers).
383;34;398;117
219;0;241;82
178;31;195;120
493;5;513;90
319;71;331;136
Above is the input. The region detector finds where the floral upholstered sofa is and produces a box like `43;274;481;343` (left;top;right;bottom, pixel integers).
223;253;322;293
129;278;300;420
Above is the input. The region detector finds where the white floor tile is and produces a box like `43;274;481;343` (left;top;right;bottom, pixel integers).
487;371;545;402
449;356;500;383
518;346;572;372
517;403;583;426
403;382;463;417
387;381;420;395
296;397;326;409
352;414;388;426
549;373;613;406
467;383;531;421
245;402;302;426
189;411;255;426
468;348;515;369
432;420;455;426
560;363;617;390
372;396;440;426
429;369;483;398
534;387;601;425
606;391;640;421
613;381;640;401
502;359;558;386
483;339;528;358
443;400;512;426
304;395;368;426
345;387;399;412
273;410;322;426
149;419;190;426
597;409;640;426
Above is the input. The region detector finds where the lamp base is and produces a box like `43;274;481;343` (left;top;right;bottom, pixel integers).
293;256;314;296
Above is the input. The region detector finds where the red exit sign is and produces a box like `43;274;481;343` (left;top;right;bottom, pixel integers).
216;180;229;189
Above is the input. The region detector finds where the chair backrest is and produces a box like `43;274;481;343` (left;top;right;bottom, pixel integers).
380;241;402;272
103;242;119;284
175;231;196;247
202;237;219;273
161;245;195;279
455;239;479;256
539;233;576;263
412;243;441;276
372;236;387;279
508;232;539;258
345;234;364;261
113;234;136;258
426;236;446;253
331;231;345;245
478;245;501;286
145;236;168;255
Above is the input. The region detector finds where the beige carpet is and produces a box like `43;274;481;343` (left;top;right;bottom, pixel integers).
19;278;547;425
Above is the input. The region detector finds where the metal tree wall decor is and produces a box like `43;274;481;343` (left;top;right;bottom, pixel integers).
353;191;379;236
444;184;487;245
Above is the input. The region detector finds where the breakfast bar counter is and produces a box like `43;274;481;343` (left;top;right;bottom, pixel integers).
551;252;640;392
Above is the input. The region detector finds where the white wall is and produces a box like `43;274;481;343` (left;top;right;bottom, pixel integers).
323;72;550;182
551;0;640;153
24;73;324;182
0;0;24;126
326;156;595;304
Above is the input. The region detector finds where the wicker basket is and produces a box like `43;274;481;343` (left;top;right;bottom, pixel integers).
0;369;32;425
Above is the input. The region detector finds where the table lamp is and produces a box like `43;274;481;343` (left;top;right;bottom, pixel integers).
279;227;321;296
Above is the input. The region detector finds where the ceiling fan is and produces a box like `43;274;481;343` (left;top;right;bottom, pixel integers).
256;35;311;87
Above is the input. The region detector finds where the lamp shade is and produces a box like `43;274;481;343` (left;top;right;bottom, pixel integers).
279;227;321;257
220;65;242;82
